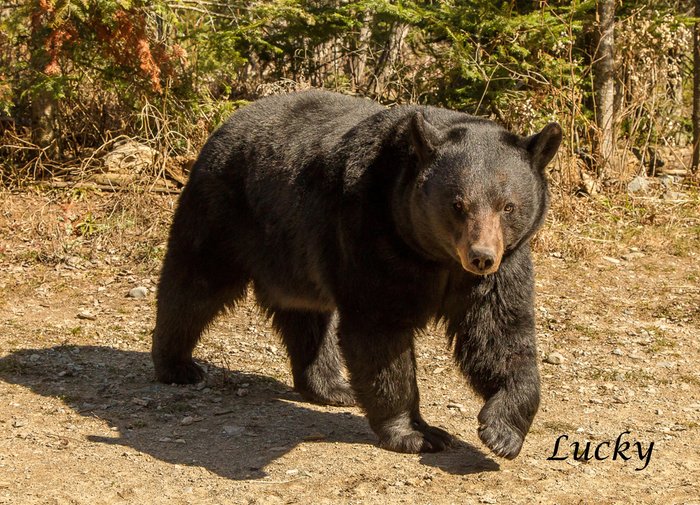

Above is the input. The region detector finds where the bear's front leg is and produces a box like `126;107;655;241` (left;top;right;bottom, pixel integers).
448;247;541;459
338;318;453;453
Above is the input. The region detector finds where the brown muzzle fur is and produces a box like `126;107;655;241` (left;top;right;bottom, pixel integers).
456;212;504;276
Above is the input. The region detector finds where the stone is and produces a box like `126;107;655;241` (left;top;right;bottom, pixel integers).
127;286;149;299
222;425;244;437
544;352;564;365
77;310;96;320
627;176;650;194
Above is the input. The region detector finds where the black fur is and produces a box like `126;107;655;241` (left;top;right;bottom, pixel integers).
152;90;562;458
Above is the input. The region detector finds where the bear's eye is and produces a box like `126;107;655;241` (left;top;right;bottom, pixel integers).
503;203;515;213
452;201;464;214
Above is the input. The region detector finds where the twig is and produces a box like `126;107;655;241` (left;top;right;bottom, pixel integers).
35;181;181;194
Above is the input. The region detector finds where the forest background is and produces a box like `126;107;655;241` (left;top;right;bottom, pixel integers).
1;0;699;192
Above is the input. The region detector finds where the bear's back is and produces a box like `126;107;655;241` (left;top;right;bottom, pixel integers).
196;90;384;180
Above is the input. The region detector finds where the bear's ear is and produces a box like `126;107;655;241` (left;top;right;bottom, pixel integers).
410;111;443;164
525;122;562;173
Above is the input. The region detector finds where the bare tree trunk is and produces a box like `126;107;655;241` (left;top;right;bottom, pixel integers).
370;22;408;100
30;2;58;161
692;0;700;174
348;12;373;92
31;87;57;154
593;0;616;179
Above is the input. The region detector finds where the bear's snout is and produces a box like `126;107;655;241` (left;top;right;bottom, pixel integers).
468;246;497;273
455;212;504;276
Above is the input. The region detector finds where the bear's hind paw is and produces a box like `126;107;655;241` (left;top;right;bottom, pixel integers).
154;358;205;385
379;423;454;453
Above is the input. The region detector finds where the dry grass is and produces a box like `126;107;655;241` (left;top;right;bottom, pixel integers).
0;187;174;273
530;153;700;261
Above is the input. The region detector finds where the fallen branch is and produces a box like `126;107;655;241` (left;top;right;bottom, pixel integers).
35;181;181;195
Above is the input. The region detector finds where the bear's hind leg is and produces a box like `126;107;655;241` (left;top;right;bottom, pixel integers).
270;310;355;407
339;320;453;453
152;179;250;384
152;267;247;384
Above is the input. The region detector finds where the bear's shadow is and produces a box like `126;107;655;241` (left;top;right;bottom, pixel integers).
0;345;498;479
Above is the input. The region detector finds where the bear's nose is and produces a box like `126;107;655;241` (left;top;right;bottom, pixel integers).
468;246;496;273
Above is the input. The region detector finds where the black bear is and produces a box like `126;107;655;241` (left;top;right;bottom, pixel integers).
152;90;562;459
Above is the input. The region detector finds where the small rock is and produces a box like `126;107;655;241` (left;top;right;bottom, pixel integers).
662;191;686;201
127;286;149;299
544;352;564;365
235;388;249;397
602;256;621;265
627;176;650;194
77;310;96;320
659;175;676;188
446;402;467;413
103;139;158;174
181;416;195;426
432;367;445;375
285;469;299;476
612;348;624;356
580;169;599;195
131;397;150;407
621;252;645;261
222;425;244;437
12;419;27;428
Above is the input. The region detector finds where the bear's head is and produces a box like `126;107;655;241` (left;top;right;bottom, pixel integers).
395;109;562;276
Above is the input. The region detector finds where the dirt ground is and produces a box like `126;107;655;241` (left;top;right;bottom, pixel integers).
1;186;699;505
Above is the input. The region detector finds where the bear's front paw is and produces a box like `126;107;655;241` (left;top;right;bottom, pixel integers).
477;394;531;460
154;358;205;385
